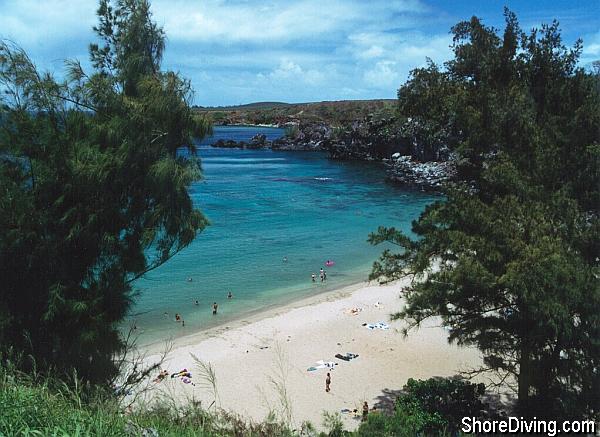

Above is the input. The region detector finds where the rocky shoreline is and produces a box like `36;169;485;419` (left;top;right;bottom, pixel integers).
384;154;456;191
210;121;455;191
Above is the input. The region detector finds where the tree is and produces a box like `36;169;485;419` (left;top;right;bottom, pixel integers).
0;0;211;382
370;10;599;419
357;377;486;436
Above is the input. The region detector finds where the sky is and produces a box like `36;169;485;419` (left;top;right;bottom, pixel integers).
0;0;598;106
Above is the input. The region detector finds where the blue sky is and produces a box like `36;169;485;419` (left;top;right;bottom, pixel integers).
0;0;598;106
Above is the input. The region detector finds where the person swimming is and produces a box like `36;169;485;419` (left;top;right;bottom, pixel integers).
283;256;288;263
227;291;233;299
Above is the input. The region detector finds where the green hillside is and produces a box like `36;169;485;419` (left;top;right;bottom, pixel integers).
195;99;396;126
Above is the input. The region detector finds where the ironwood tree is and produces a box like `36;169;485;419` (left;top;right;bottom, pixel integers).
370;10;599;419
0;0;210;382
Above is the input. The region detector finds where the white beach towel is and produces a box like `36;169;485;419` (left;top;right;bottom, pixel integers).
309;360;337;370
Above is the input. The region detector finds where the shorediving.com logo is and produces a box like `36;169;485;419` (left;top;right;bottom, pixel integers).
461;417;597;436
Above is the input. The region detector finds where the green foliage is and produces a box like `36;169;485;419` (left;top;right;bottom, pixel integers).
0;0;211;383
357;406;446;437
396;378;485;433
320;412;346;437
357;378;484;436
371;9;599;420
0;362;297;436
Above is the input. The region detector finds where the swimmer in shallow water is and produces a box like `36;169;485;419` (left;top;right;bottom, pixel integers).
227;291;233;299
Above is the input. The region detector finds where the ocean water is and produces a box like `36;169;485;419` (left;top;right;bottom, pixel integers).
128;126;437;344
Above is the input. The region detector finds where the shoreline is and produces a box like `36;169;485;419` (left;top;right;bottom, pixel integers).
140;280;369;354
136;278;483;431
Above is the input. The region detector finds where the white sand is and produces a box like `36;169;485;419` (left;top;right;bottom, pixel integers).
138;279;482;431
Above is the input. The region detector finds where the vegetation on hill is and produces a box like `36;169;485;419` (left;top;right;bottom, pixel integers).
196;99;396;127
0;0;210;383
370;9;599;421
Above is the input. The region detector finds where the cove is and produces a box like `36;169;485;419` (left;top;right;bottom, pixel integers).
128;126;437;344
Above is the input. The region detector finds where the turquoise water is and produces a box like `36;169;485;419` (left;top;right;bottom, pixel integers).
129;126;437;344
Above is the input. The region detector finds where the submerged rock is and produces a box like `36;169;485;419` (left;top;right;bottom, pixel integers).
211;139;244;148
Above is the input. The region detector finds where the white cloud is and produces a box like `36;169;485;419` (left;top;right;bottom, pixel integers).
361;45;385;59
256;58;328;88
151;0;427;44
348;31;451;65
582;31;600;58
0;0;96;46
363;60;400;88
6;0;590;106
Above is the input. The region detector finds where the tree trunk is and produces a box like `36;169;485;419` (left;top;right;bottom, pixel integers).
518;342;531;416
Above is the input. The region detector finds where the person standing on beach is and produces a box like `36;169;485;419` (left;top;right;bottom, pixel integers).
362;401;369;421
325;372;331;392
212;302;218;315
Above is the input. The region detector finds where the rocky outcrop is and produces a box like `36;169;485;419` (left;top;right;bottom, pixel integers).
210;118;455;191
247;133;268;149
385;153;456;191
272;122;331;151
210;123;332;151
326;116;407;161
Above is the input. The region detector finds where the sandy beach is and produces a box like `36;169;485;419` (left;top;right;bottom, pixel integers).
137;278;483;431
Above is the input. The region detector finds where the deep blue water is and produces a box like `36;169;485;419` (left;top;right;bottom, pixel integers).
129;126;437;344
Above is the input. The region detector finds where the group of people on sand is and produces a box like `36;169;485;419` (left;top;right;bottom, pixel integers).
312;268;327;283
